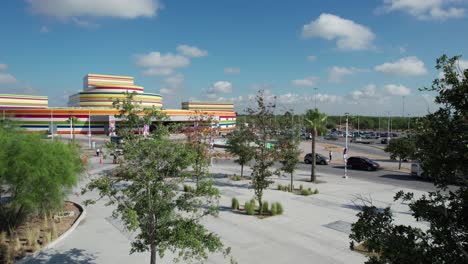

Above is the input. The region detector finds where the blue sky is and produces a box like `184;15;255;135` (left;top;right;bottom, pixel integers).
0;0;467;116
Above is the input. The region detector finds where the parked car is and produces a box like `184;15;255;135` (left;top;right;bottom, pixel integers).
324;134;339;140
300;133;312;140
411;162;431;179
110;136;124;144
380;138;391;144
351;137;374;144
304;153;329;165
346;156;380;171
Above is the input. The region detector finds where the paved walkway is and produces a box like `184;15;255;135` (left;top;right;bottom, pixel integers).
23;156;428;264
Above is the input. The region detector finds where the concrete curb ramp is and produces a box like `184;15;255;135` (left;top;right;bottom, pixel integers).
17;200;87;263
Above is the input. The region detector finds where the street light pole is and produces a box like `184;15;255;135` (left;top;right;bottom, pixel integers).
386;111;391;145
313;87;318;109
344;112;349;179
88;110;92;149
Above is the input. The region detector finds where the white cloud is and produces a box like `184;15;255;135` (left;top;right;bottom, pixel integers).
28;0;160;19
383;84;411;96
159;74;184;95
458;59;468;71
380;0;465;20
0;73;17;84
291;76;319;86
135;52;189;69
176;45;207;58
40;26;50;33
207;81;233;94
307;55;317;61
0;64;7;71
159;88;171;95
349;84;380;100
141;68;173;76
315;93;343;103
302;13;375;50
375;56;428;76
224;67;240;74
329;67;353;82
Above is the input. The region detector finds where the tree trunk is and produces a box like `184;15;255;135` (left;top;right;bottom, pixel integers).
290;171;294;192
398;158;402;170
150;243;157;264
311;127;317;182
241;164;244;178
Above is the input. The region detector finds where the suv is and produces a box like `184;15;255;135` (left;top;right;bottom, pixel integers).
304;153;329;165
346;156;380;171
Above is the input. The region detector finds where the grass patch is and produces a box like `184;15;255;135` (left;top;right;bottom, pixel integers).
231;197;239;210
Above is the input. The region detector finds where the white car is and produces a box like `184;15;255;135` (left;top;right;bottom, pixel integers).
411;162;430;179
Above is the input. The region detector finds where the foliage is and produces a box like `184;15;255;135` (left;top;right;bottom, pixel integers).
244;201;255;215
246;90;279;215
226;124;255;178
84;94;229;264
0;123;83;230
183;184;195;193
275;202;284;215
304;108;328;182
277;112;301;191
300;189;313;196
270;203;278;216
349;55;468;264
262;201;269;215
384;136;416;169
231;198;239;210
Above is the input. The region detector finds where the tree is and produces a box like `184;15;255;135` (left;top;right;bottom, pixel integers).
226;124;255;177
0;122;83;229
384;136;415;169
349;55;468;263
83;94;229;264
304;109;327;182
247;90;278;214
277;112;301;190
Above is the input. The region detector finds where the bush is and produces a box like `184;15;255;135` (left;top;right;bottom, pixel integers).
276;202;284;215
244;202;255;215
270;203;278;216
314;188;319;194
250;199;256;209
277;184;283;190
0;243;14;264
231;174;242;181
261;201;269;215
183;184;194;193
300;189;312;196
231;197;239;210
299;184;303;191
287;184;292;192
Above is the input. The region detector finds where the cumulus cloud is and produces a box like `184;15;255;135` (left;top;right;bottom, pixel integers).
349;84;380;100
315;93;343;103
302;13;375;50
307;55;317;61
328;66;367;83
141;68;173;76
0;64;7;71
28;0;160;19
383;84;411;96
206;81;233;96
291;76;319;86
159;74;184;95
224;67;240;74
135;52;189;68
379;0;465;20
0;73;17;84
176;45;208;58
375;56;427;76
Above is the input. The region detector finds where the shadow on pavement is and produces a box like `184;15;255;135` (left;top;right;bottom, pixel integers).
212;180;251;189
22;248;96;264
379;174;429;182
218;205;246;215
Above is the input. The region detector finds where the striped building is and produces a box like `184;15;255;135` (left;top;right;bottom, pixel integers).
69;74;162;108
181;101;234;112
1;74;236;134
0;94;48;109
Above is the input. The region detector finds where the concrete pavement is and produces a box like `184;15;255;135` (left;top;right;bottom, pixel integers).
23;155;430;264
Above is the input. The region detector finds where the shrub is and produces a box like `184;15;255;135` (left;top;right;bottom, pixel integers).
51;222;58;239
42;232;51;245
244;202;255;215
261;201;269;215
276;202;284;215
25;227;38;246
300;189;312;196
231;197;239;210
270;203;278;215
183;184;194;193
277;184;283;190
0;232;6;245
0;243;14;264
250;199;256;209
287;184;291;192
299;184;303;191
12;237;21;252
314;188;319;194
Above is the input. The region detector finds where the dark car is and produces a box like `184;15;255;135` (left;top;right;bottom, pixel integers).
110;136;124;144
346;156;380;171
304;153;329;165
324;134;339;140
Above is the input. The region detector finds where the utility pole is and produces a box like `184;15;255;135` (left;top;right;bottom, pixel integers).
313;87;318;109
407;113;410;131
344;112;349;179
386;111;391;145
88;110;92;149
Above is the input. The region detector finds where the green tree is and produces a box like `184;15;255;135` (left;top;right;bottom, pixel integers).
384;136;415;169
304;109;327;182
0;122;83;229
277;112;301;190
247;90;278;214
226;124;255;178
349;55;468;264
84;94;229;264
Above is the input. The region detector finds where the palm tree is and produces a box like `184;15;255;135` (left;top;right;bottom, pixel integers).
305;109;327;182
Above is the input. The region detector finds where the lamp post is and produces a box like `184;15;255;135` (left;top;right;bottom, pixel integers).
313;87;318;109
88;110;92;149
344;112;349;179
386;111;391;145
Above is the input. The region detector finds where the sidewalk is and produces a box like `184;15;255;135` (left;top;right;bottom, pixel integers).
23;156;427;264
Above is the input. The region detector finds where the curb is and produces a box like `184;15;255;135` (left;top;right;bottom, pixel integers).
17;200;87;263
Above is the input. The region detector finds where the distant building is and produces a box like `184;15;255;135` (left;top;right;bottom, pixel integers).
0;94;48;109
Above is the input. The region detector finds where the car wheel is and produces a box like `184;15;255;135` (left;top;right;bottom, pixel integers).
367;166;372;171
320;160;326;165
304;159;310;164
